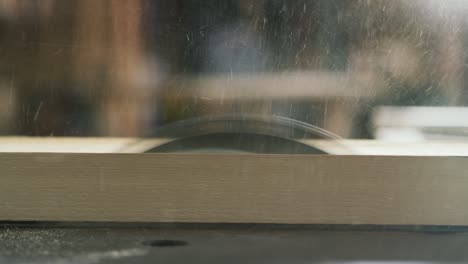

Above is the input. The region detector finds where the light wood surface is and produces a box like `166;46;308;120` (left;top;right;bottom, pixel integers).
1;153;467;225
2;137;468;156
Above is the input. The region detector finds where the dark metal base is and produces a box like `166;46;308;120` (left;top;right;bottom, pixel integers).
1;224;467;263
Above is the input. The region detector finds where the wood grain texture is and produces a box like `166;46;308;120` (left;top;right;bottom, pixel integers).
1;153;467;225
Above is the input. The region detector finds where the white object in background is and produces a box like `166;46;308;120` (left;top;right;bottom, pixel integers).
372;106;468;141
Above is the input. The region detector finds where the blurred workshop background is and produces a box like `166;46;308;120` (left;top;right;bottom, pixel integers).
0;0;467;141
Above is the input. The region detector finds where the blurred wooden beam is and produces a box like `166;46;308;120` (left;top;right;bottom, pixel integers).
166;71;376;100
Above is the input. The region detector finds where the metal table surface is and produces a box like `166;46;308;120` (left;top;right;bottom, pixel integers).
1;224;467;264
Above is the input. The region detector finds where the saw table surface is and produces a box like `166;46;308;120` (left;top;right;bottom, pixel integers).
1;225;467;264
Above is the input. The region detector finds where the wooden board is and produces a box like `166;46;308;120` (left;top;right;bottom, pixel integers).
1;153;467;225
2;137;468;156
